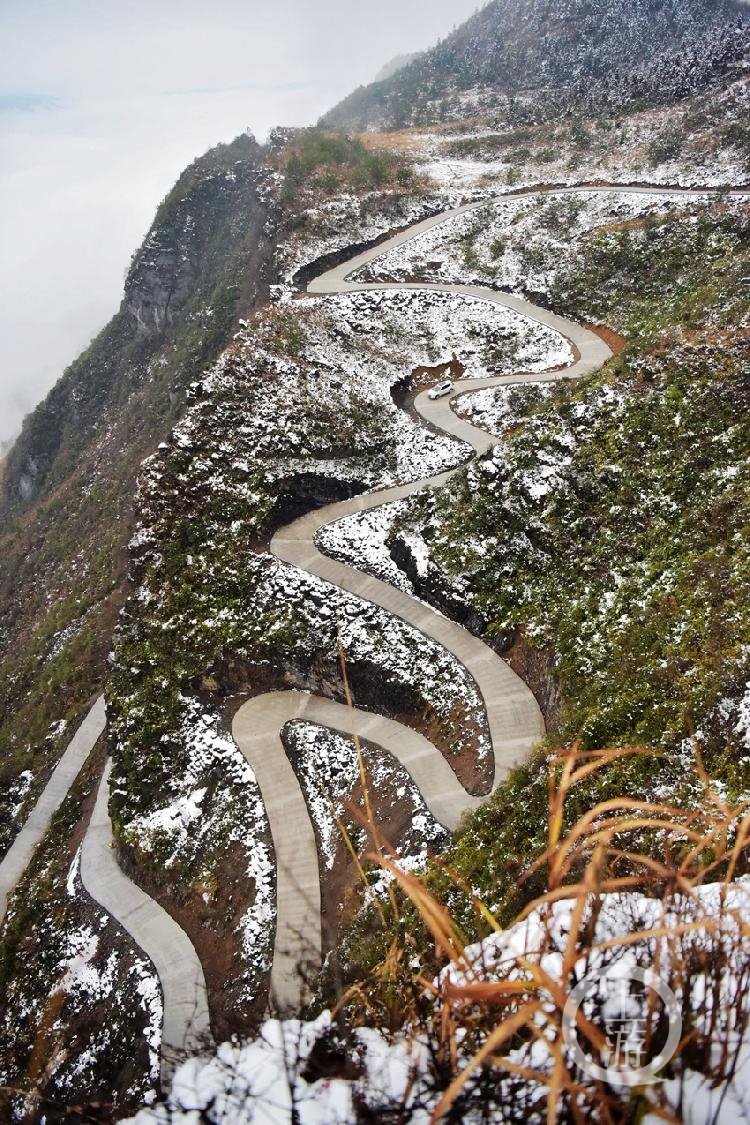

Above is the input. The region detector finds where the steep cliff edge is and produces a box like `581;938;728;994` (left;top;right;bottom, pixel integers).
2;133;271;509
0;133;277;856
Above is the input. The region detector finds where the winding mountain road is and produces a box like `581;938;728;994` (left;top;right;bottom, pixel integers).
232;692;497;1010
236;193;616;1009
0;697;210;1081
5;184;748;1072
230;183;750;1008
81;762;211;1080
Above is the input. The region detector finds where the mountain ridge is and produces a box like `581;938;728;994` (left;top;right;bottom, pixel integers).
322;0;750;131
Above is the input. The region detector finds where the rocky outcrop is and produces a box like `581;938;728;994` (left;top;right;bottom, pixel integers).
1;134;276;510
125;134;266;336
389;531;497;641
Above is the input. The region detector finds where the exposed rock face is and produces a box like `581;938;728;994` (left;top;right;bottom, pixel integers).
389;530;498;643
16;457;40;502
125;137;264;335
126;238;187;334
322;0;750;130
2;134;275;509
266;473;367;538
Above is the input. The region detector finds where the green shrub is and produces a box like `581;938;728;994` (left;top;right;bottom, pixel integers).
647;125;686;167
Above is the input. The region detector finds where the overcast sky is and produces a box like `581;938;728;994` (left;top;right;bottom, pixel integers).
0;0;482;446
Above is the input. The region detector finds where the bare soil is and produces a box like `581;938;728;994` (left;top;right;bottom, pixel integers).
584;322;627;354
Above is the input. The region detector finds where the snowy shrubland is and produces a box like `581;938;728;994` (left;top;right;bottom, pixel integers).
129;879;750;1124
319;289;572;378
317;500;416;597
284;721;445;873
409;78;750;193
351;188;742;298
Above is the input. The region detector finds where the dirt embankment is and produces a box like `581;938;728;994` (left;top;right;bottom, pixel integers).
584;323;627;354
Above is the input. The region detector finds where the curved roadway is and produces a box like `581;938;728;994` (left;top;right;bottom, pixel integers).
232;183;750;1007
81;761;211;1080
4;184;748;1068
236;194;616;1009
232;693;495;1010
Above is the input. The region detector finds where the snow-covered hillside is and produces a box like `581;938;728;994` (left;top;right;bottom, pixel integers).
323;0;750;131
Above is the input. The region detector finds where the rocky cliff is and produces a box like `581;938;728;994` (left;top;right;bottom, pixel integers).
2;133;272;509
0;132;277;861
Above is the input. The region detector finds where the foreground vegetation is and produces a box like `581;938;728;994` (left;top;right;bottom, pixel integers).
142;743;750;1123
330;205;750;1042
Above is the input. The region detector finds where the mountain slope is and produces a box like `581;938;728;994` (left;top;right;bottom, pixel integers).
2;134;270;509
2;9;750;1115
372;52;421;83
322;0;750;131
0;134;277;855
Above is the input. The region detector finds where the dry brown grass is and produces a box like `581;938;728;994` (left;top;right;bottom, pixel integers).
335;736;750;1123
358;129;430;154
